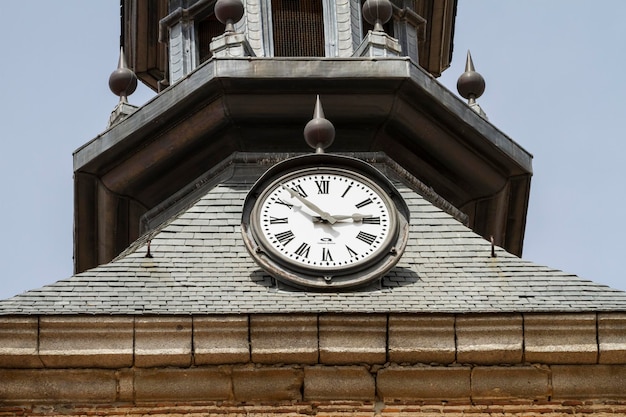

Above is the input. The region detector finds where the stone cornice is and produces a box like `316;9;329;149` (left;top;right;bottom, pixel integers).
1;313;626;404
2;313;626;368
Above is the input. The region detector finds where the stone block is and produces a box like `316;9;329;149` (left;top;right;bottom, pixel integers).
0;317;41;368
0;369;117;403
135;368;232;402
194;315;249;364
117;369;134;402
552;365;626;399
471;366;550;400
304;366;375;400
319;314;386;364
39;316;133;368
210;33;255;58
232;365;303;402
524;313;597;364
135;316;192;367
456;314;523;364
251;314;317;364
388;314;455;364
377;366;471;400
355;31;402;58
598;313;626;364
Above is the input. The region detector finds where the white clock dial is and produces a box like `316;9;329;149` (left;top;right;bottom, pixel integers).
253;169;395;273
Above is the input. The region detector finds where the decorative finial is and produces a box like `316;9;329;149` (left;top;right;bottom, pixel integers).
107;47;139;127
304;96;335;153
108;47;138;104
362;0;393;32
214;0;245;34
457;50;487;118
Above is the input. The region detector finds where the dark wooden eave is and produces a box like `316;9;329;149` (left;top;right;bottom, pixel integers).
415;0;456;77
122;0;168;91
73;57;531;273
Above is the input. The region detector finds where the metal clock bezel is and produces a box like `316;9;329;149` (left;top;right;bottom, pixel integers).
250;166;398;275
241;154;410;289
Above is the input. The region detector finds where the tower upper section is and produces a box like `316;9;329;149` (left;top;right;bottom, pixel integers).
122;0;456;90
72;0;532;274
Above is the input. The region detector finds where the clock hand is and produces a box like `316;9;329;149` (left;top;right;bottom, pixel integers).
329;213;372;222
281;185;337;224
312;213;372;223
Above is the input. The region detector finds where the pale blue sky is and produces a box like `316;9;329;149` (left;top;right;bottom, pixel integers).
0;2;624;299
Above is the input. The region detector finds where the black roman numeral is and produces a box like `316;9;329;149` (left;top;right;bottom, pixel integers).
356;231;376;245
269;217;289;224
346;245;358;257
361;216;381;224
290;184;307;197
322;247;333;262
341;185;352;198
294;242;311;258
275;199;294;209
274;230;295;246
355;198;373;208
315;180;329;194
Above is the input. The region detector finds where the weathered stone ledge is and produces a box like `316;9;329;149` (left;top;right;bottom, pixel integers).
1;313;625;369
1;364;626;404
4;401;626;417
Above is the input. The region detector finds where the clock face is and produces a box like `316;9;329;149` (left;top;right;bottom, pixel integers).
251;167;396;274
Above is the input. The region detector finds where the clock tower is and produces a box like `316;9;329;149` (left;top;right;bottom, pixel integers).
3;0;626;414
73;0;531;273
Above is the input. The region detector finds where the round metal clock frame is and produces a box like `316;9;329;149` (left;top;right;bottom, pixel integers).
241;153;410;289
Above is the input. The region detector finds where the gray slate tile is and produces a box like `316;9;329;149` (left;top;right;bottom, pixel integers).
2;165;626;315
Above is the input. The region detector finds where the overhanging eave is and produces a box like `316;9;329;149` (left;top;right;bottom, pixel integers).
73;57;533;271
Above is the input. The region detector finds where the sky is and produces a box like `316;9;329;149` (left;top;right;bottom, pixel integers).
0;1;624;299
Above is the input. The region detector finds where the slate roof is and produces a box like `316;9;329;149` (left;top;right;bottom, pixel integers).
2;155;626;315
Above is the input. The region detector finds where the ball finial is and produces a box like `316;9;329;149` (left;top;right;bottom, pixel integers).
214;0;245;33
109;47;137;103
457;50;485;101
362;0;393;32
304;96;335;153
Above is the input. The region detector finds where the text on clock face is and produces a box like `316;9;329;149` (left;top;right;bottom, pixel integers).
258;173;392;269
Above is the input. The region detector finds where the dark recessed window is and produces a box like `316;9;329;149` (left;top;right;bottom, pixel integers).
198;13;223;63
272;0;325;57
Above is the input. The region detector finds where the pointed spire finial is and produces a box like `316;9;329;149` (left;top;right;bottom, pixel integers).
362;0;393;32
108;47;138;103
465;50;476;73
457;50;487;118
214;0;245;34
304;96;335;153
118;46;128;72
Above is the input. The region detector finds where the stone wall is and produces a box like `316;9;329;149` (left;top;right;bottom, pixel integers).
1;313;626;413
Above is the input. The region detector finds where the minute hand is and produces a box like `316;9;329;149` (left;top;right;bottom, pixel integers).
281;185;337;224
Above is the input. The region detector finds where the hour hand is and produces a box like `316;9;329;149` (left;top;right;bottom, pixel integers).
281;185;337;224
328;213;372;222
